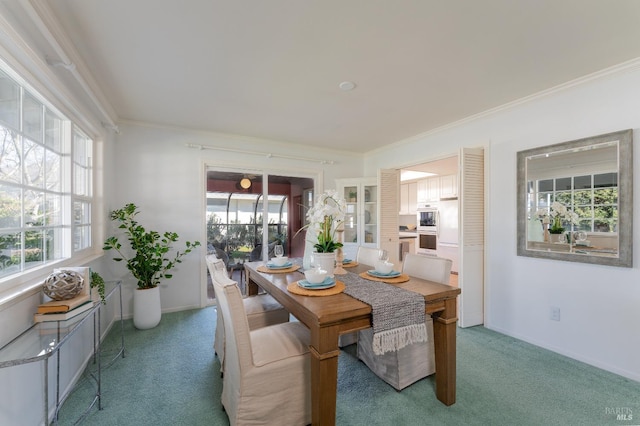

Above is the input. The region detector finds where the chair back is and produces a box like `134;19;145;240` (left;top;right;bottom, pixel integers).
206;254;227;276
206;255;231;369
214;247;231;270
249;245;263;261
402;253;452;285
356;246;381;266
210;270;254;394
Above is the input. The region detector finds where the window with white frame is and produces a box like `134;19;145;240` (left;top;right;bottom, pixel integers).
0;67;93;284
530;172;618;233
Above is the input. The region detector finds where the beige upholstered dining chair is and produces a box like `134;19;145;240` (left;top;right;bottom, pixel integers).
402;253;453;285
356;246;382;267
357;253;452;390
205;255;289;374
211;270;311;425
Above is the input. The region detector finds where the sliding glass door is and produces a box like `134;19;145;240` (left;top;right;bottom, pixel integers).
205;169;313;300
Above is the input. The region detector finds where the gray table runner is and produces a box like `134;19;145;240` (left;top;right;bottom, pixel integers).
340;272;427;355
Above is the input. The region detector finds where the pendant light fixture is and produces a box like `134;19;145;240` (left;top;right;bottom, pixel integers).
240;177;252;189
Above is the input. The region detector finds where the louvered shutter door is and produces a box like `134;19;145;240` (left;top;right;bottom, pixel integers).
459;147;485;327
379;169;400;265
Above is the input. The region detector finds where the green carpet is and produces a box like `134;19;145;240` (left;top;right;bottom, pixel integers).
57;307;639;425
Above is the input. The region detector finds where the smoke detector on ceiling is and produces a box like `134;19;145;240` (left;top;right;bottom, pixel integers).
339;81;356;91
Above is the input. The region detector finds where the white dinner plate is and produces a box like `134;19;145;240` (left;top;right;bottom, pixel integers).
266;261;293;269
298;278;336;290
367;269;401;278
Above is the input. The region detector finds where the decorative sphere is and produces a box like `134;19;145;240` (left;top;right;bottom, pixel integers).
42;270;85;300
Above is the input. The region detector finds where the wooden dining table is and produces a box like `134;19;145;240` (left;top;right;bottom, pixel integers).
244;260;461;426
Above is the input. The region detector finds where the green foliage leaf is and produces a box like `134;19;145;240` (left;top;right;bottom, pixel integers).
104;203;201;289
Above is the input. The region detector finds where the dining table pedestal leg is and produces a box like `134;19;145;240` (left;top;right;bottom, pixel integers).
245;266;259;296
309;327;341;426
433;297;457;405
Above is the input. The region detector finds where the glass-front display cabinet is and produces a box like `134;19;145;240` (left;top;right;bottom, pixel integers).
336;178;378;259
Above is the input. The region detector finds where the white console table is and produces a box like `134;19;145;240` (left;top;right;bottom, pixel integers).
0;280;125;424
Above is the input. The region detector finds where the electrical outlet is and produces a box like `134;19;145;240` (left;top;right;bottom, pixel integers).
550;307;561;321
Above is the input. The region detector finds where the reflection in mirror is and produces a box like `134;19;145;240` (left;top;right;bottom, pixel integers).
517;129;633;267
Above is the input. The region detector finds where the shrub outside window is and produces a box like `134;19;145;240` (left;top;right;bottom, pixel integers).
533;172;618;233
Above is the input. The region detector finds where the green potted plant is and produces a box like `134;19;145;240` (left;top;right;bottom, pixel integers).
549;216;565;235
103;203;200;329
90;271;106;304
348;190;357;202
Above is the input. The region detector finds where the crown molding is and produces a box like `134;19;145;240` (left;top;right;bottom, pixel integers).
22;0;119;129
377;57;640;154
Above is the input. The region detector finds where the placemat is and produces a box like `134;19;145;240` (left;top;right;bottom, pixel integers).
358;271;410;284
287;280;345;296
257;264;300;274
342;261;359;268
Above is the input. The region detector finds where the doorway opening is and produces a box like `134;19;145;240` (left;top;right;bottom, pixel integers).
399;155;459;281
205;169;314;300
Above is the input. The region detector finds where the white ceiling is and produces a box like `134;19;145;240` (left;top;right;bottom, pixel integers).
38;1;640;153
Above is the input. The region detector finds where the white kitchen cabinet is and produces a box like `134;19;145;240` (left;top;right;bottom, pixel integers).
336;178;378;259
426;177;439;201
417;178;438;203
400;184;409;214
408;236;416;254
400;182;417;214
408;182;417;213
440;174;458;199
417;179;427;203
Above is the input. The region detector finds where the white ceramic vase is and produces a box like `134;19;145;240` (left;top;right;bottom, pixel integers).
133;286;161;329
313;252;336;278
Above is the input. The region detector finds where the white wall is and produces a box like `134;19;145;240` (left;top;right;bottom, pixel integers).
364;61;640;381
105;122;364;316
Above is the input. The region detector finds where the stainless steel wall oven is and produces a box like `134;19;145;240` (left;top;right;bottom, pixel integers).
417;231;437;256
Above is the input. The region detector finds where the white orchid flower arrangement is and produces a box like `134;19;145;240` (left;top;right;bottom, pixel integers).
304;189;346;253
535;201;579;234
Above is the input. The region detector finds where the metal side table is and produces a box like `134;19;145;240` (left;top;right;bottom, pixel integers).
0;280;125;425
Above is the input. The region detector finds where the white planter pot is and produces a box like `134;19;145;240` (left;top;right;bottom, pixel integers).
133;286;161;329
312;252;336;278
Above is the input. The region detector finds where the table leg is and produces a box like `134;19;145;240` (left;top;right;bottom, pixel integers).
432;297;457;405
309;326;341;426
245;266;258;296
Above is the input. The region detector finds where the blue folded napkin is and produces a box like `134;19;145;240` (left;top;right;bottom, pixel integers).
267;261;293;269
367;269;401;278
299;277;335;288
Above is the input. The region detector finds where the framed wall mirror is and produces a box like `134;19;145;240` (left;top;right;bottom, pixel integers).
517;129;633;267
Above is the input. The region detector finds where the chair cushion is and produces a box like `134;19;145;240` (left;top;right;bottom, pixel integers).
250;322;310;367
244;294;290;329
244;293;283;315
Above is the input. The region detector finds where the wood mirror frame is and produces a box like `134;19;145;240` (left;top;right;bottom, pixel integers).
517;129;633;267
